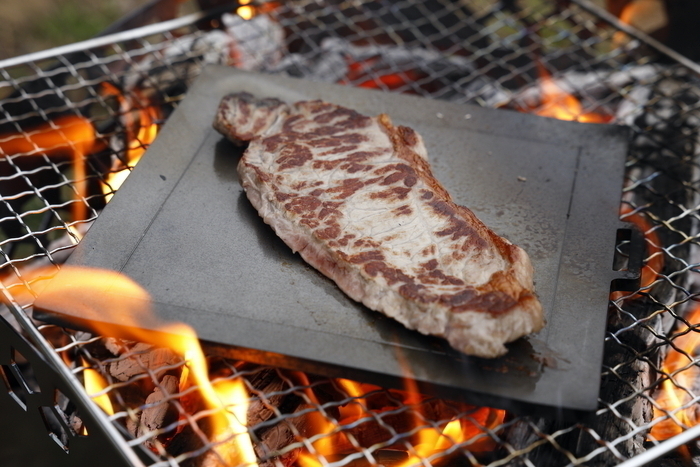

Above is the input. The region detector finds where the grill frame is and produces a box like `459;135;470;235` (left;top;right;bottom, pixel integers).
1;1;700;466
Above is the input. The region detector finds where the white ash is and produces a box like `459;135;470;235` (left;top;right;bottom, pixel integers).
222;13;285;71
616;85;651;126
269;36;500;101
123;14;286;91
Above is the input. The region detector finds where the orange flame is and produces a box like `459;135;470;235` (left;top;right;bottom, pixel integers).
0;115;99;233
297;359;505;466
394;350;504;464
296;372;345;467
82;357;115;417
394;390;504;466
100;83;160;202
0;83;161;234
615;0;668;44
336;378;370;423
651;304;700;447
533;66;611;124
210;378;255;465
26;266;257;466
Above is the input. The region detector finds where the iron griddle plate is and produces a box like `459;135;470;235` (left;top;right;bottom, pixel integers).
35;66;632;417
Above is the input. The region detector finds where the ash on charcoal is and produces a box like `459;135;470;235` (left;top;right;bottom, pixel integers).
266;35;513;103
123;14;285;95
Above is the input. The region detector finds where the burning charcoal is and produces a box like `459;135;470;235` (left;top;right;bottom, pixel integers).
246;384;312;467
254;404;314;467
138;375;181;447
109;342;182;383
104;337;135;356
246;370;289;428
126;410;142;438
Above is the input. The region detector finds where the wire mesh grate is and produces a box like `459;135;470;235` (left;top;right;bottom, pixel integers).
1;0;700;465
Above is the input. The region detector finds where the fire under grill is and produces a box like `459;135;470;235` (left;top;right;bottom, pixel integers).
1;0;700;466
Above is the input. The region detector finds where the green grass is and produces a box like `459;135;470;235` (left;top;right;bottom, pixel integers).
30;0;122;48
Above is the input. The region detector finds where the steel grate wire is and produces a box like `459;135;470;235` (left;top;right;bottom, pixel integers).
1;0;700;465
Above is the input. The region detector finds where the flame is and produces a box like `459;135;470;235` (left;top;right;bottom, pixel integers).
81;357;115;416
0;115;95;158
296;372;344;467
617;0;668;38
27;264;505;466
0;115;99;225
651;304;700;447
435;419;462;451
237;0;255;20
26;266;257;466
533;66;611;123
296;417;339;467
296;355;505;466
394;351;504;465
395;402;504;467
394;349;443;466
0;82;161;228
336;378;370;422
100;83;160;202
210;378;256;465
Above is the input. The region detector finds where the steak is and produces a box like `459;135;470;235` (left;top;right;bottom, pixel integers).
214;92;544;358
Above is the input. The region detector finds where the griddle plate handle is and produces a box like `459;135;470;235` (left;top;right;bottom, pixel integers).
610;225;646;292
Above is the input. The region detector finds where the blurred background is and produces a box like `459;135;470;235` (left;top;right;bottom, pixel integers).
0;0;151;60
1;0;699;62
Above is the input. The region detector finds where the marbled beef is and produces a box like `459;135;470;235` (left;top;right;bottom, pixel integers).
214;92;544;358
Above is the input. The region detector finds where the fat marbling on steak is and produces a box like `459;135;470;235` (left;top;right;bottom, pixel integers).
213;92;544;358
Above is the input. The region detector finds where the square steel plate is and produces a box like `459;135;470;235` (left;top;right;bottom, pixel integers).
35;66;632;417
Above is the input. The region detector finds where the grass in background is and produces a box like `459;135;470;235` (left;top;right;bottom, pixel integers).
0;0;150;60
30;0;122;47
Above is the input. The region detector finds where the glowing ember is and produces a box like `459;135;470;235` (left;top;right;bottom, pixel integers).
340;58;421;91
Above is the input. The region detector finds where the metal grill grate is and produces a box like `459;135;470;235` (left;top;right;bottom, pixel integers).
1;0;700;466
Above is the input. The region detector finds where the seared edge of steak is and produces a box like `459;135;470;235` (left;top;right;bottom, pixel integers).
214;92;544;358
214;92;289;145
